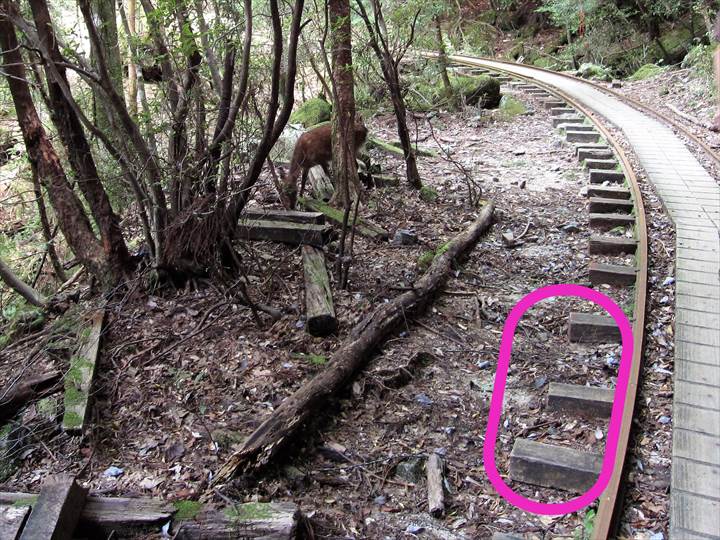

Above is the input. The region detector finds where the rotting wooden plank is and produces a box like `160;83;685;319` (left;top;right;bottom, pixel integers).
589;262;637;286
588;197;634;214
589;213;635;229
0;505;29;540
243;208;325;225
174;501;300;539
237;219;333;247
509;439;602;492
426;453;445;517
298;197;390;241
566;130;600;143
578;149;615;161
568;312;622;343
586;186;631;199
1;492;174;534
584;159;618;170
589;169;625;184
588;235;637;255
62;310;105;434
19;475;87;540
547;383;614;418
302;246;338;337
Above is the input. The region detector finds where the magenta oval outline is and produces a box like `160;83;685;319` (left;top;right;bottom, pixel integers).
482;283;634;515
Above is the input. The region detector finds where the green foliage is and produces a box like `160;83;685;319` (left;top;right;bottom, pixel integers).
538;0;599;34
173;500;204;521
289;97;332;128
419;185;438;202
682;43;714;90
576;62;612;81
574;509;596;540
452;75;502;108
628;63;668;81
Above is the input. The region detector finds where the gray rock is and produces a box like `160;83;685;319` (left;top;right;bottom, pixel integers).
396;457;425;483
392;229;418;246
561;222;581;233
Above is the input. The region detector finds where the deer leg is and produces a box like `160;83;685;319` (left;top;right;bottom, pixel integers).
320;162;332;182
298;168;309;202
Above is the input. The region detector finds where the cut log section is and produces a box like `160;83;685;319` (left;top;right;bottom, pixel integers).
586;186;631;199
63;310;105;434
588;235;637;255
578;148;615;161
588;197;634;214
589;170;625;184
19;475;87;540
589;262;637;286
237;219;333;247
566;130;600;143
426;453;445;517
552;115;583;127
298;198;390;241
547;382;614;418
0;371;62;424
551;107;576;116
302;246;338;337
209;203;495;487
243;208;325;225
584;158;618;170
509;439;602;492
568;312;622;343
589;213;635;229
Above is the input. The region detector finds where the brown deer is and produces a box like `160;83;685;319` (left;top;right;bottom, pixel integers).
279;119;368;209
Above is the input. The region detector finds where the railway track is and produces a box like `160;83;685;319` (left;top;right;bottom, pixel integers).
442;55;652;539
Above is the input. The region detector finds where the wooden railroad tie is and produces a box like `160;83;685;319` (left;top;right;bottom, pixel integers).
584;158;618;170
589;262;637;286
552;115;584;127
236;219;333;247
547;382;614;418
589;169;625;184
574;142;610;155
586;186;630;200
509;439;603;492
543;99;565;109
559;124;596;133
19;475;87;540
589;212;635;229
566;130;600;143
302;246;338;337
589;235;638;256
578;148;615;161
568;312;622;343
551;107;576;116
243;208;325;225
588;197;634;214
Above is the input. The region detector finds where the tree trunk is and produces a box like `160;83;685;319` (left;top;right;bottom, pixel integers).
210;202;494;483
329;0;359;209
0;8;111;285
0;257;47;308
435;15;453;99
31;171;67;283
90;0;124;132
127;0;138;117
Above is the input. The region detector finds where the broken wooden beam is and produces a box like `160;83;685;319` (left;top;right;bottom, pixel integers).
0;371;62;424
63;310;105;434
243;208;325;225
588;235;637;255
547;382;614;418
584;158;618;170
237;219;333;247
589;169;625;184
588;197;634;214
2;492;174;535
509;439;602;492
19;475;87;540
298;197;390;241
589;262;637;286
586;186;631;199
566;130;600;143
174;502;300;539
426;453;445;517
209;203;495;486
302;246;338;337
589;212;635;229
568;312;622;343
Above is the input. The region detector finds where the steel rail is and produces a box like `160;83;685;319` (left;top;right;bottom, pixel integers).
441;53;649;540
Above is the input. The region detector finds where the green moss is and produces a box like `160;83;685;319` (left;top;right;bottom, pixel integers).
435;242;451;257
12;495;37;507
173;500;204;521
576;63;612;81
289;98;331;128
0;424;11;438
629;63;667;81
419;186;438;203
659;26;693;58
62;411;82;428
225;502;275;522
532;56;557;69
417;251;435;271
498;95;527;118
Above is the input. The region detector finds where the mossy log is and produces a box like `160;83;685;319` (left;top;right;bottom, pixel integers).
298;198;389;241
209;202;495;485
367;136;437;158
302;246;337;337
175;501;300;539
0;371;62;424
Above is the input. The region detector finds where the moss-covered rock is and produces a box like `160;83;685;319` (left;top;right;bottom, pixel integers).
289;97;331;128
498;95;527;118
576;63;612;81
452;75;501;108
629;63;668;81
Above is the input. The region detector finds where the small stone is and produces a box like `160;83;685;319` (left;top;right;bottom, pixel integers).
561;222;581;233
103;466;124;478
392;229;418;246
662;276;675;286
396;457;425;483
519;179;527;189
650;532;664;540
415;393;433;406
477;360;491;369
501;231;516;247
579;186;589;197
533;376;547;389
658;415;671;425
373;495;387;505
406;524;424;534
595;428;604;440
512;149;526;155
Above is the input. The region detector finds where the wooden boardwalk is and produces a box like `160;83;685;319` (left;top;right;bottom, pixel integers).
460;58;720;539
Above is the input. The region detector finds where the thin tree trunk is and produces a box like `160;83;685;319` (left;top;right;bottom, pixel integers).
127;0;138;117
435;15;453;98
0;257;48;308
90;0;124;132
31;170;67;283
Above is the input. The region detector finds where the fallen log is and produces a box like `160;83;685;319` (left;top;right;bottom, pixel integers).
426;453;446;517
298;197;390;241
209;202;495;488
0;371;62;424
302;246;338;337
367;136;437;158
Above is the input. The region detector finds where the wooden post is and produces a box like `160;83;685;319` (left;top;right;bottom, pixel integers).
426;453;445;517
302;246;338;337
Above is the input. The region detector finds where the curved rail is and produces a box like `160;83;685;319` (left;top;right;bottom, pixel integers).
444;53;649;540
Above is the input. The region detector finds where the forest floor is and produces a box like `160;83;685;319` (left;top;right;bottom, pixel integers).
1;83;676;539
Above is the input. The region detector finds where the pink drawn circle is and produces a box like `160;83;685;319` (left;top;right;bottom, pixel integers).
482;283;634;515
